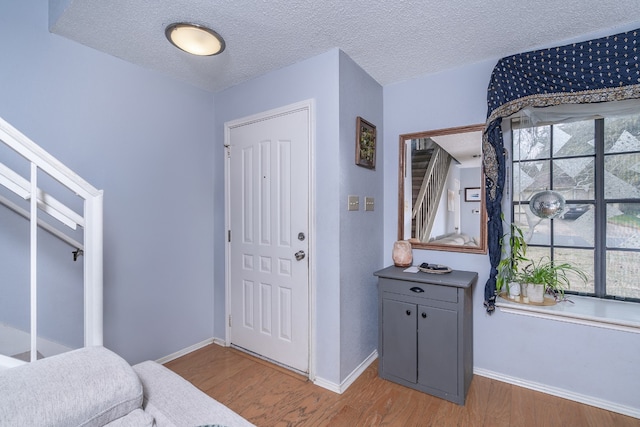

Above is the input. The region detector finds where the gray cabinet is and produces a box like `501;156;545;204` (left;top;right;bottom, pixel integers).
374;266;477;405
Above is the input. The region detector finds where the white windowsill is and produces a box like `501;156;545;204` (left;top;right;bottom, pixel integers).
496;295;640;333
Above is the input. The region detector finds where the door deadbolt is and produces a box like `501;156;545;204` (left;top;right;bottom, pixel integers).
298;232;306;241
295;250;306;261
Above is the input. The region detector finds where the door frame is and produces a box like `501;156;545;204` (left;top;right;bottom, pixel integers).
223;99;316;380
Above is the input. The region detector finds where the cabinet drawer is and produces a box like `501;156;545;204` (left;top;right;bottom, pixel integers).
379;278;458;303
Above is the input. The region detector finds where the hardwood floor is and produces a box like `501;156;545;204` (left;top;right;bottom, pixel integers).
165;344;640;427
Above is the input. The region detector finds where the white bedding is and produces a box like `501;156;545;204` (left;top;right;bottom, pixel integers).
429;232;478;246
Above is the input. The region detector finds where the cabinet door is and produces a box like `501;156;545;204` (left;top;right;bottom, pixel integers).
382;298;417;383
417;305;458;395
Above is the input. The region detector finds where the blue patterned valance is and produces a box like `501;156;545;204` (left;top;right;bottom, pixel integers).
482;28;640;313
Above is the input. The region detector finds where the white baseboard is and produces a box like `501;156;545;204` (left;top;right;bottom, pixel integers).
212;337;227;347
158;338;378;396
155;337;215;365
474;367;640;420
314;350;378;394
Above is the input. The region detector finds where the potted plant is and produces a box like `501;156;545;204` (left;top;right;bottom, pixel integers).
496;222;528;298
517;256;588;303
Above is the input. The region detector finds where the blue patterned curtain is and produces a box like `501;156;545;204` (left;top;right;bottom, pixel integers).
483;28;640;313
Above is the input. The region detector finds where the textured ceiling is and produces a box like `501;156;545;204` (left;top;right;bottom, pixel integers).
50;0;640;93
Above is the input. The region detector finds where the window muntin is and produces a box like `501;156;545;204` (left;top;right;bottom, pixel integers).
511;113;640;302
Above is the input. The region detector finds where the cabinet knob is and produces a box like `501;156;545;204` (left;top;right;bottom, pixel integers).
421;312;427;318
406;309;412;316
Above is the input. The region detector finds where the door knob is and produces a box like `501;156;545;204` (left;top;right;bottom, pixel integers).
295;250;306;261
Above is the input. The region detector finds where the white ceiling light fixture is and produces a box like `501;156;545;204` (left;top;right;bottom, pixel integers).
165;23;225;56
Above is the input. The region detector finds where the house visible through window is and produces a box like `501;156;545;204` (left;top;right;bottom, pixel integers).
511;113;640;302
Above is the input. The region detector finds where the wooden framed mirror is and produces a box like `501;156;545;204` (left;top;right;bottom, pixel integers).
398;124;487;254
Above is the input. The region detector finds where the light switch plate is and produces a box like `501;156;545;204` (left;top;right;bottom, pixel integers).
365;197;374;211
348;195;359;211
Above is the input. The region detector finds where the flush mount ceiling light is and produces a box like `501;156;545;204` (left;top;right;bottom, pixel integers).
165;23;225;56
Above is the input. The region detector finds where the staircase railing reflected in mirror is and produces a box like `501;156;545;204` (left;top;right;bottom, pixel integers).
398;124;487;254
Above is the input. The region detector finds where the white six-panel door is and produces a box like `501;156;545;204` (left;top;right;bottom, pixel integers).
226;105;310;373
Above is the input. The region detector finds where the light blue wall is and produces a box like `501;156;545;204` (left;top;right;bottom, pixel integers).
461;167;482;240
0;1;216;364
213;50;343;383
48;0;72;28
439;164;461;236
0;206;84;348
3;1;639;412
383;25;640;412
338;51;383;381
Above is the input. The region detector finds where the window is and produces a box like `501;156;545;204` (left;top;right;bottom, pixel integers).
511;113;640;302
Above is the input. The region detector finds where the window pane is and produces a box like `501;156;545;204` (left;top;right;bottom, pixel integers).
604;114;640;154
555;205;594;247
513;205;551;246
607;203;640;249
512;125;550;160
513;204;534;237
553;158;594;200
604;153;640;199
512;117;640;303
524;246;550;267
553;120;595;157
514;160;550;203
606;251;640;299
555;248;594;295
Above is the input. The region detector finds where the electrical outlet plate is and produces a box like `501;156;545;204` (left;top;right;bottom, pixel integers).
348;195;359;211
365;197;374;211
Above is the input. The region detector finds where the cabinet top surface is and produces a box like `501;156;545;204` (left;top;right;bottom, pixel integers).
374;265;477;289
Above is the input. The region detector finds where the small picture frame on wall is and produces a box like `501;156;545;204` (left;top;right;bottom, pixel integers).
355;116;376;169
465;187;482;202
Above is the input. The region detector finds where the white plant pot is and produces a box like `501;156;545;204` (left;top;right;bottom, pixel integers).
508;282;521;299
527;283;545;303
